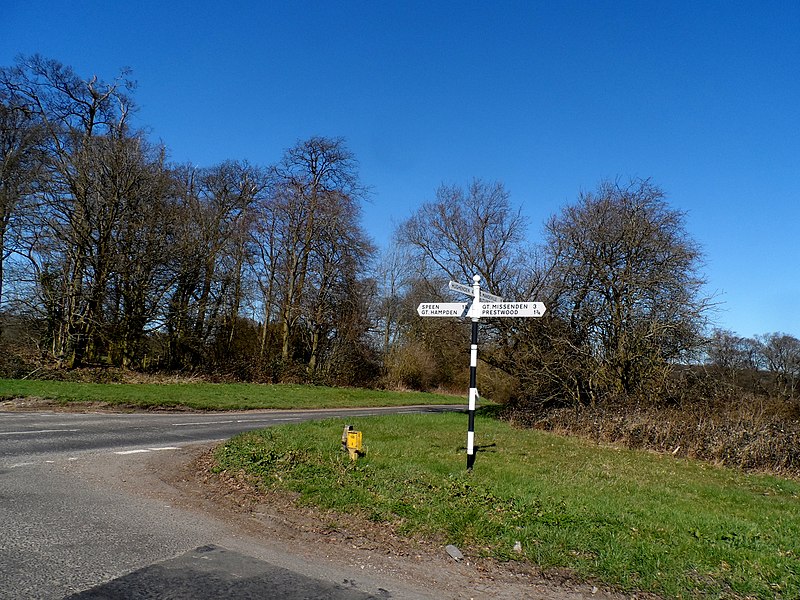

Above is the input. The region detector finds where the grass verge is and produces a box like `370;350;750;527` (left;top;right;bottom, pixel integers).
214;411;800;599
0;379;462;410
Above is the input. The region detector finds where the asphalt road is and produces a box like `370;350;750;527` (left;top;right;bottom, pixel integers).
0;406;459;600
0;407;455;462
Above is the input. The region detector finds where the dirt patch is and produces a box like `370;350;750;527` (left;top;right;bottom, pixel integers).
0;397;68;411
0;397;204;413
153;444;646;600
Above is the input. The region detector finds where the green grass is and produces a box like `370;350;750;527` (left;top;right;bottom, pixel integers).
0;379;462;410
214;412;800;599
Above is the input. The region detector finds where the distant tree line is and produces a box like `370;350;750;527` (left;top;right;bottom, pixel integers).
706;330;800;400
0;56;374;384
2;55;796;410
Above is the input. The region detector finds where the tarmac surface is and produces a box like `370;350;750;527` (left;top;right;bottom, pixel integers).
67;545;386;599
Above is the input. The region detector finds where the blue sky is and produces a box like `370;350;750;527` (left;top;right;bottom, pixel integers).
3;1;798;338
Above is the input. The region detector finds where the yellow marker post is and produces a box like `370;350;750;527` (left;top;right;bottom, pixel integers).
346;430;363;460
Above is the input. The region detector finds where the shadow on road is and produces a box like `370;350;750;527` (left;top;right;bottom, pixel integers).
66;545;392;600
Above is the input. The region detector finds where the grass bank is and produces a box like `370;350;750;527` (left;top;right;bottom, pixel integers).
214;412;800;599
0;379;462;410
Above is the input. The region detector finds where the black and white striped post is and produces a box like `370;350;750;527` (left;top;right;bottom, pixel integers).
466;275;480;470
417;275;546;471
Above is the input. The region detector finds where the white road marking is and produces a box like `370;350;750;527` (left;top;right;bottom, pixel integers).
171;418;286;426
171;420;235;426
6;447;182;469
0;428;80;436
115;446;181;455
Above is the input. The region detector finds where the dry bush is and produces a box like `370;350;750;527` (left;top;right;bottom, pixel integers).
477;364;520;404
382;341;441;391
508;393;800;477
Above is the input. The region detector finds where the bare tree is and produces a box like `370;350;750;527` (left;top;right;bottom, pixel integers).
301;202;374;376
396;179;528;297
707;329;762;380
0;55;136;366
165;161;260;368
543;178;712;403
757;332;800;399
373;246;413;365
267;137;369;370
392;180;534;391
0;94;43;334
103;137;175;368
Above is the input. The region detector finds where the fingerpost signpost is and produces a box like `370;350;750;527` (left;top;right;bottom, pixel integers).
417;275;546;470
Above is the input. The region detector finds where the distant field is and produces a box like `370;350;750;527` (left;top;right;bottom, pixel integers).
0;379;463;410
215;412;800;599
